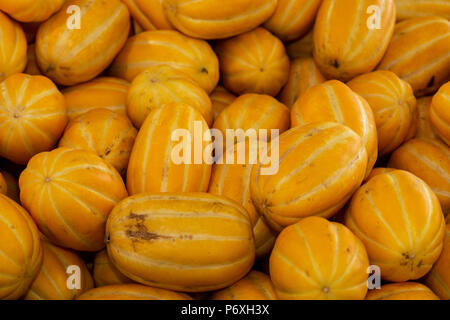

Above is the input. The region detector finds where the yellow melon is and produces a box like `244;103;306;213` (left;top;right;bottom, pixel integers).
105;192;255;292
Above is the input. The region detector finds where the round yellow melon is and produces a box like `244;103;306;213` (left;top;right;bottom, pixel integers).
127;103;212;195
313;0;396;81
251;122;368;232
279;57;326;108
105;192;255;292
215;28;290;97
270;216;369;300
424;223;449;299
77;284;192;300
0;12;27;82
19;147;128;251
264;0;322;41
36;0;131;86
378;16;450;97
208;141;277;260
0;194;42;300
127;65;213;128
24;240;94;300
211;271;277;300
59;109;137;176
110;30;219;94
389;138;450;215
0;73;67;165
62;77;130;121
93;250;134;287
366;282;439;300
348;70;417;155
162;0;277;39
345;170;446;282
291;80;378;177
430;81;450;146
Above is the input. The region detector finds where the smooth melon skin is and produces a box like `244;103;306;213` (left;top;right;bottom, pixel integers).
19;147;128;252
270;217;370;300
77;284;192;300
414;97;440;141
215;28;290;97
366;282;440;300
251;122;368;232
345;170;446;282
0;194;43;300
211;271;277;300
36;0;131;86
105;192;255;293
313;0;396;81
424;223;450;299
210;86;236;120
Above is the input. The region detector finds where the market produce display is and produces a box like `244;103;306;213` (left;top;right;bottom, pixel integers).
0;0;449;301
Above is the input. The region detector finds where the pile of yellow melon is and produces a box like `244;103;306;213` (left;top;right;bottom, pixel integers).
0;0;449;300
